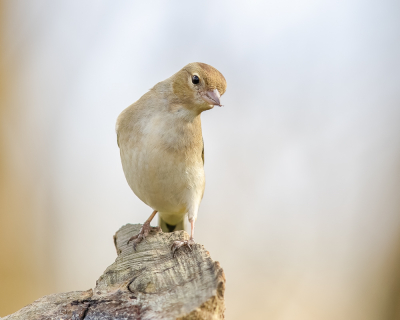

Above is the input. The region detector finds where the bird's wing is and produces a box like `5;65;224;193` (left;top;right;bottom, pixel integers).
201;137;204;165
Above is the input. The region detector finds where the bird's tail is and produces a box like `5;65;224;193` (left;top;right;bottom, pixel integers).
158;215;185;233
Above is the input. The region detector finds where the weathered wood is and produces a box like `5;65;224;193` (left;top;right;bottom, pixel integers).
3;224;225;320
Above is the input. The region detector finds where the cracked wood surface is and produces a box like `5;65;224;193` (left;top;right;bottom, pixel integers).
2;224;225;320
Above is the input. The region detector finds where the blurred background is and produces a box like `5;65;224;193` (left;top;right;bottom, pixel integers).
1;0;400;319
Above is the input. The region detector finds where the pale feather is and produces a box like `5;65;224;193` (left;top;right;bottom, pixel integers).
116;79;205;225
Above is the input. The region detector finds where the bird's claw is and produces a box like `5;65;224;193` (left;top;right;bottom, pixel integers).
171;239;195;258
127;222;161;251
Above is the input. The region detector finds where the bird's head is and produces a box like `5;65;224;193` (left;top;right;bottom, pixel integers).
171;62;227;113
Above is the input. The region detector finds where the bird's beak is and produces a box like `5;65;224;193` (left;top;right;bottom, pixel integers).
202;89;221;106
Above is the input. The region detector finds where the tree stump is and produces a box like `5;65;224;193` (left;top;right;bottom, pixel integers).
3;224;225;320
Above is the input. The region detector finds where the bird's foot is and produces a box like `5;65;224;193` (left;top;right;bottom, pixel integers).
127;222;161;251
171;238;196;258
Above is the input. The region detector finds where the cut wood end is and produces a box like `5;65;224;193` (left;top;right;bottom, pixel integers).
3;223;225;320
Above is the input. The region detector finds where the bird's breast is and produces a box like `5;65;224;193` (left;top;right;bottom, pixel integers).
120;112;205;213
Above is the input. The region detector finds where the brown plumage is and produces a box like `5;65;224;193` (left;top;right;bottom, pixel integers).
116;62;227;255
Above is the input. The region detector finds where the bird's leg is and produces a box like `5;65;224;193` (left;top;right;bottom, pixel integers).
171;219;196;257
127;210;161;251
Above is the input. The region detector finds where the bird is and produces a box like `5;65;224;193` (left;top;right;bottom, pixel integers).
116;62;227;256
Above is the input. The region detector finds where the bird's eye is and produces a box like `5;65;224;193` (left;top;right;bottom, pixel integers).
192;75;200;84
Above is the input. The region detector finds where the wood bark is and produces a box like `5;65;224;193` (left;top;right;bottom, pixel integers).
2;224;225;320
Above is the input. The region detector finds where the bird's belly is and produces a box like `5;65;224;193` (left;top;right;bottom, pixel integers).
121;145;204;214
